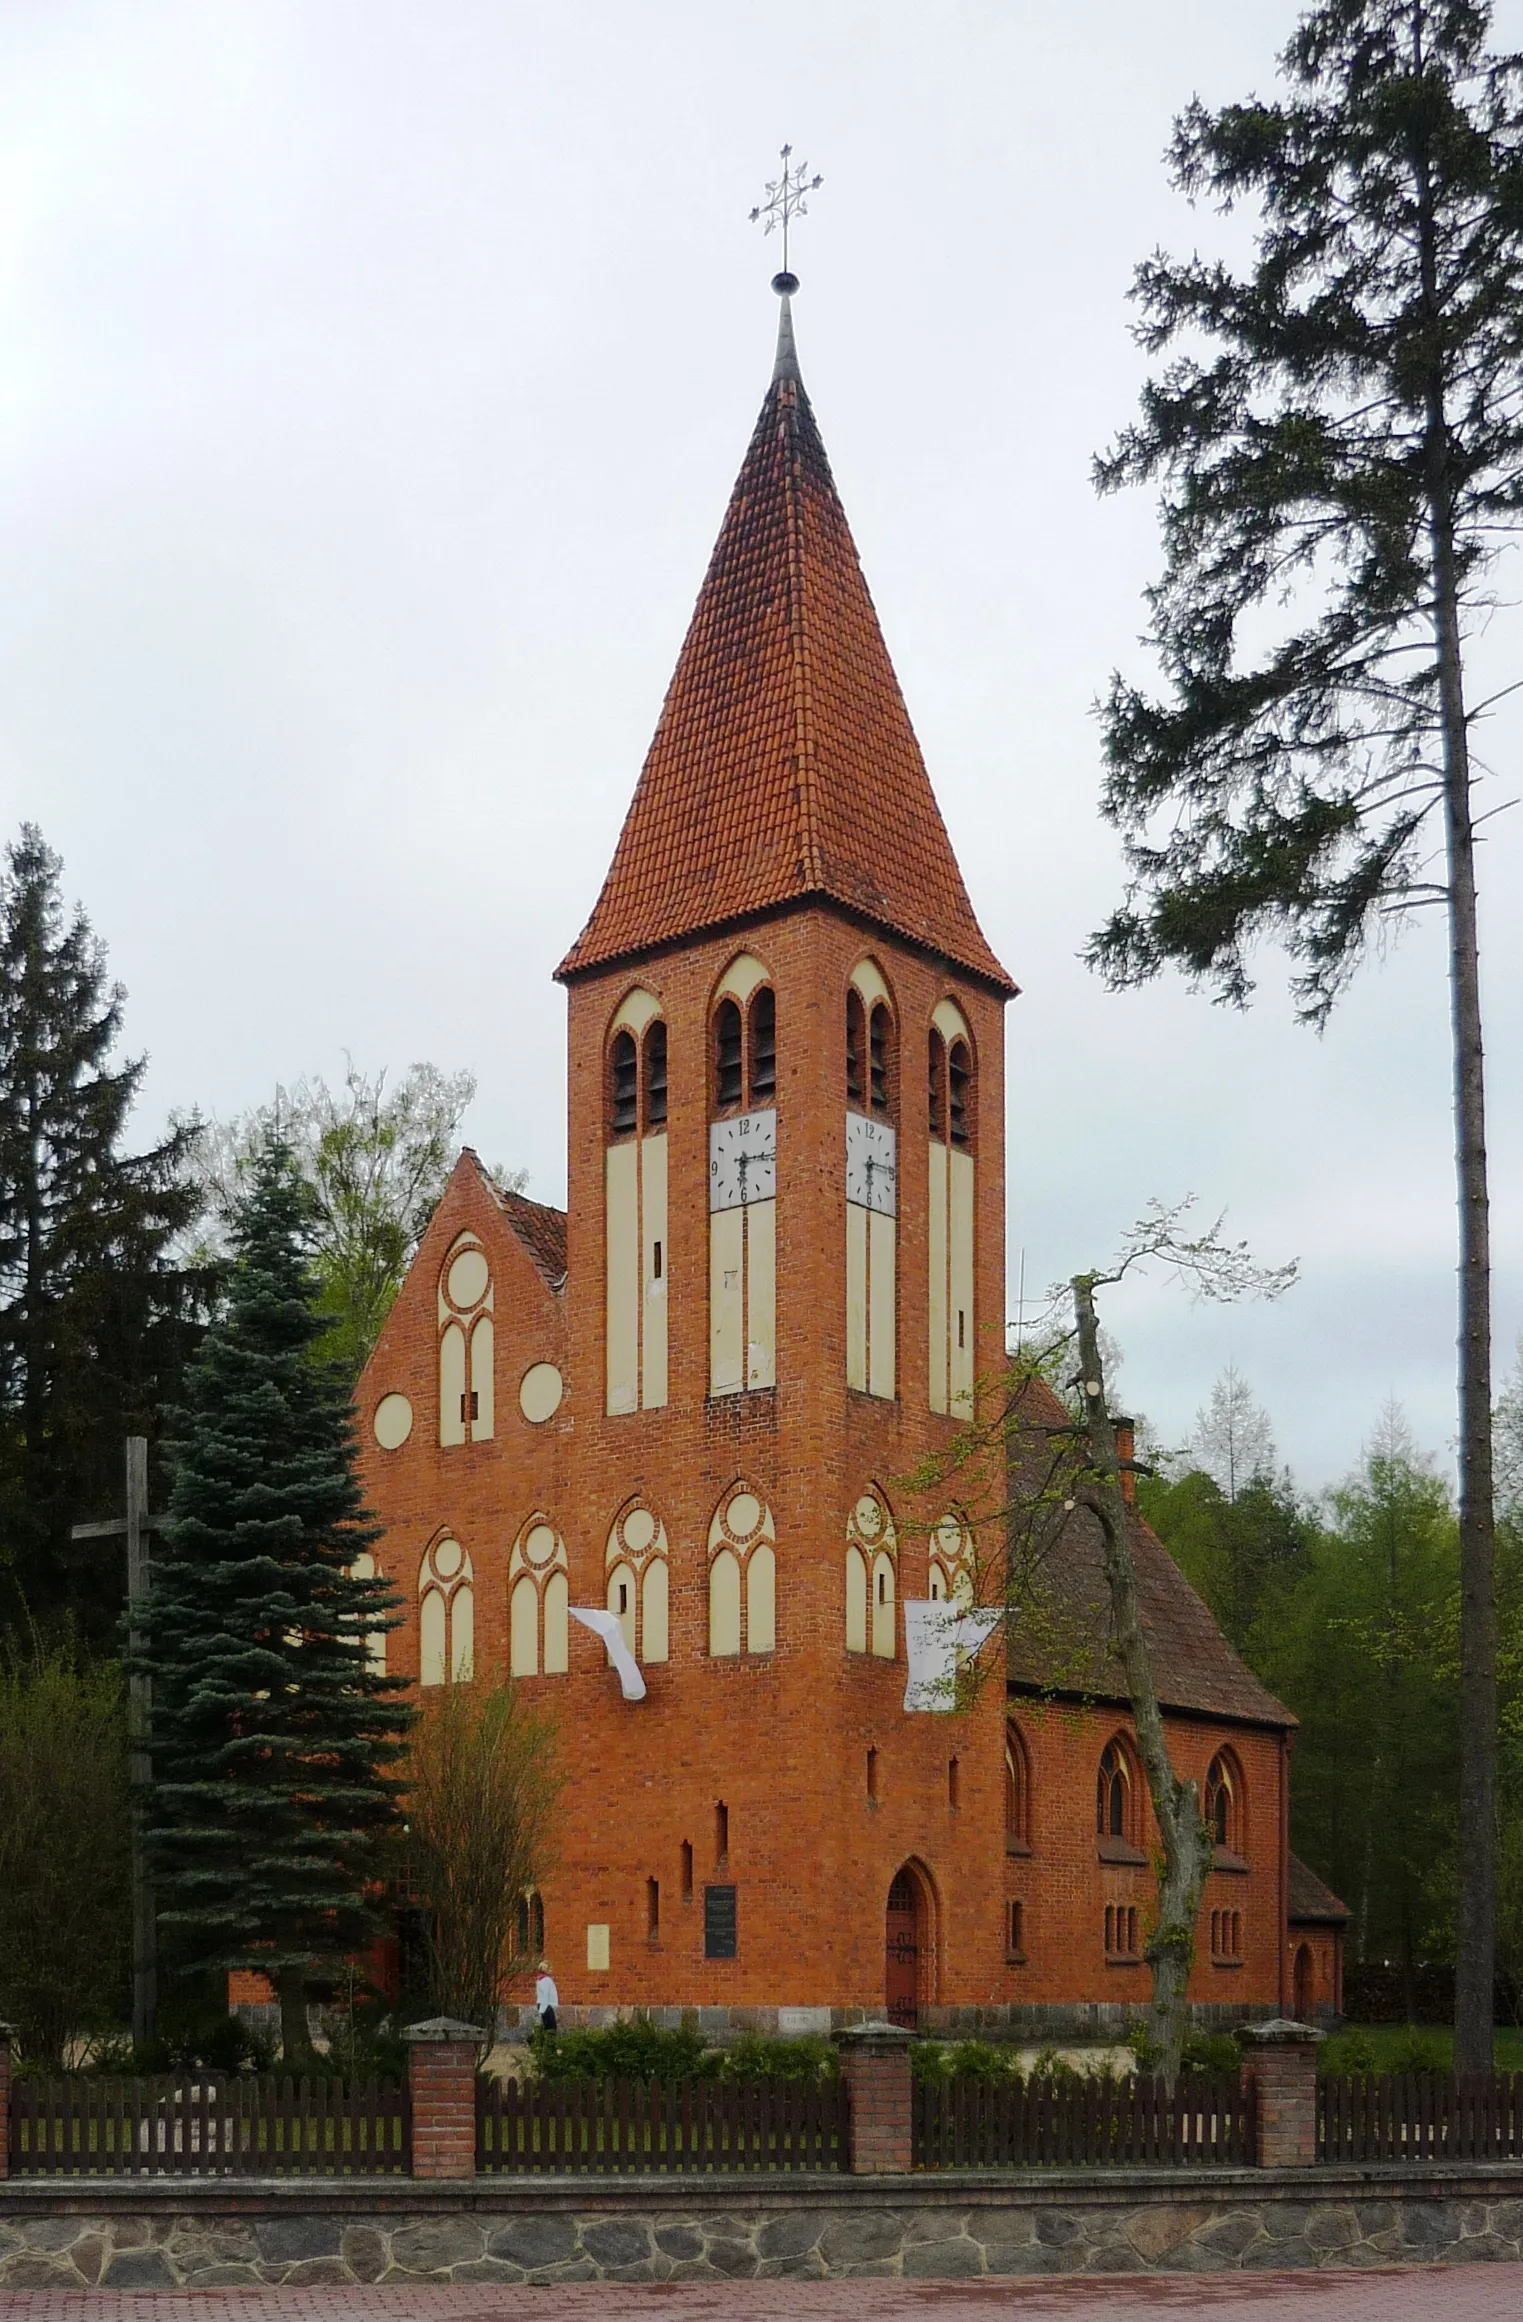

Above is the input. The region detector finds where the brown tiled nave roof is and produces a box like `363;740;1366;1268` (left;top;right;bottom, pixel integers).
557;300;1014;994
1007;1376;1295;1732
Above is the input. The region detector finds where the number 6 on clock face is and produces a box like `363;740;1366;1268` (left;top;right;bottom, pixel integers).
845;1113;897;1215
709;1110;777;1211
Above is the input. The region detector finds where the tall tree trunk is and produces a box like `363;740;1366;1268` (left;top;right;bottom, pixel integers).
1072;1274;1214;2086
1413;92;1498;2075
277;1966;311;2065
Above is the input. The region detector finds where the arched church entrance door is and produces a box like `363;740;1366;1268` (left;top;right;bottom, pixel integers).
886;1868;920;2028
1293;1943;1313;2022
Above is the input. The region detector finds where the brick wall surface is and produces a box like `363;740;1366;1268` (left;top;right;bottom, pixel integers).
1245;2042;1320;2168
407;2042;477;2181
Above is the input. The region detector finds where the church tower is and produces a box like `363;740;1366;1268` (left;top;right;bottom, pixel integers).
546;281;1017;2013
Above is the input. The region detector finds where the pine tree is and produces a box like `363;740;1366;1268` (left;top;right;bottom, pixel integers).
1091;0;1523;2071
141;1141;411;2059
0;826;204;1641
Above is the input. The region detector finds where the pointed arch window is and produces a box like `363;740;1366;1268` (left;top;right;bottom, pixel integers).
1097;1735;1143;1853
707;1485;776;1657
418;1536;474;1686
709;957;777;1398
605;990;669;1415
438;1235;494;1445
845;962;897;1400
928;1513;975;1609
508;1518;570;1679
605;1499;670;1665
845;1489;897;1659
1206;1749;1245;1859
928;1000;975;1416
1005;1720;1032;1854
515;1889;546;1960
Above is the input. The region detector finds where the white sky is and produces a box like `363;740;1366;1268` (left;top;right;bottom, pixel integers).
3;0;1521;1493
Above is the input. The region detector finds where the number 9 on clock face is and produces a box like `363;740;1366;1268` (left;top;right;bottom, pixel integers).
709;1110;778;1211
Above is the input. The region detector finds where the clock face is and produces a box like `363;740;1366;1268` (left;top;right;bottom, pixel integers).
709;1110;777;1212
845;1113;897;1215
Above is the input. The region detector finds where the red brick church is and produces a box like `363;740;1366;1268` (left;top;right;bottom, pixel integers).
353;283;1344;2039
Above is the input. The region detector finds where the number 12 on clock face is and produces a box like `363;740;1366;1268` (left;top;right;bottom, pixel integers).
709;1111;777;1211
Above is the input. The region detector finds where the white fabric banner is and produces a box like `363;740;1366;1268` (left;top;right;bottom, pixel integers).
569;1605;648;1701
902;1600;1002;1713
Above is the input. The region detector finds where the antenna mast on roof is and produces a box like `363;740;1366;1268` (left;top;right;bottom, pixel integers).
749;143;823;290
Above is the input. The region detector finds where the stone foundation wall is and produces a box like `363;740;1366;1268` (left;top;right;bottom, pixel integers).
484;1999;1291;2044
3;2167;1521;2287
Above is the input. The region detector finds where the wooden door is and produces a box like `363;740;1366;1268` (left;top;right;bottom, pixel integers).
885;1869;919;2028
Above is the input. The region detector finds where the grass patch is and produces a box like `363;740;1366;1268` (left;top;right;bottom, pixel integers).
1321;2023;1523;2076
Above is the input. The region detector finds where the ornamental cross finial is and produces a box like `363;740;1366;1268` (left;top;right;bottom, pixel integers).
749;143;823;277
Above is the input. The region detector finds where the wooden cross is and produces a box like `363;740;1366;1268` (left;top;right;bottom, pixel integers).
71;1438;167;2049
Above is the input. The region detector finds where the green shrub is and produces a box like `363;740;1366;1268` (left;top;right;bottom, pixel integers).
530;2021;718;2084
1388;2030;1448;2075
1181;2031;1242;2076
721;2034;837;2081
1319;2028;1377;2077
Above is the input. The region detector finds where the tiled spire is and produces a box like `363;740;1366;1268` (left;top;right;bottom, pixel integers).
557;293;1015;994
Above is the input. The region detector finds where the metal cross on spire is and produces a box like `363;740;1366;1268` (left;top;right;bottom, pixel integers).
749;143;823;281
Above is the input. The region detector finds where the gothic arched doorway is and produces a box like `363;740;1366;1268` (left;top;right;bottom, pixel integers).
1293;1942;1313;2022
886;1862;938;2028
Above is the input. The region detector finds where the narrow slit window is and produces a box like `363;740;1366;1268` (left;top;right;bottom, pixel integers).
1008;1900;1024;1957
610;1030;638;1135
749;986;776;1102
949;1040;972;1147
680;1840;693;1902
928;1029;946;1137
847;992;866;1105
866;1746;878;1801
715;1000;743;1109
652;1240;663;1280
715;1799;729;1866
869;1003;890;1113
646;1877;660;1943
948;1755;960;1811
643;1019;668;1129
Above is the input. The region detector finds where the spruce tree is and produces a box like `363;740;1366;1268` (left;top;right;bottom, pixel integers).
142;1141;410;2059
1092;0;1523;2070
0;825;203;1641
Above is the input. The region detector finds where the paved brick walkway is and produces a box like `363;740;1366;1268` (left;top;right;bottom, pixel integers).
0;2270;1519;2320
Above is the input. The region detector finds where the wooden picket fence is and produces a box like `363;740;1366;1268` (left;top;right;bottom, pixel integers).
477;2075;849;2174
1319;2072;1523;2162
914;2072;1254;2170
10;2074;408;2177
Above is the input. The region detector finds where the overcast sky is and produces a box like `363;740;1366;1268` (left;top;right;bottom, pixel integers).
4;0;1521;1493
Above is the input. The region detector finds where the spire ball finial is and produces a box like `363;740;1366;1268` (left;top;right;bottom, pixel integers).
772;271;799;296
749;144;823;279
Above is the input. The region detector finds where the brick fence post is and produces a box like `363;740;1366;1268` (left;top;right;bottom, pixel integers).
1239;2017;1324;2167
0;2021;13;2180
403;2016;484;2180
836;2021;915;2174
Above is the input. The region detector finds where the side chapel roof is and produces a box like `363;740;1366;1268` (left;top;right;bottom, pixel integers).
1288;1853;1349;1926
557;293;1014;994
1006;1376;1295;1731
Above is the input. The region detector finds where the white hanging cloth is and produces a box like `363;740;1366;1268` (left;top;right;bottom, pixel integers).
902;1600;1002;1713
569;1605;647;1701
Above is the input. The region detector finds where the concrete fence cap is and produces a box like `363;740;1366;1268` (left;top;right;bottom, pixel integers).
835;2020;917;2048
1238;2017;1326;2045
401;2016;486;2043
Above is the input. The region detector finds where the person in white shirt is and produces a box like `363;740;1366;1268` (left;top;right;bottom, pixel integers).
534;1960;559;2034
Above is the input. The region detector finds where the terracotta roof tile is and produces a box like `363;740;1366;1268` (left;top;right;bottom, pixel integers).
460;1152;568;1290
557;301;1014;993
1006;1376;1295;1730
